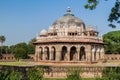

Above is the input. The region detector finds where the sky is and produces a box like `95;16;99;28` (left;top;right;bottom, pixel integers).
0;0;120;46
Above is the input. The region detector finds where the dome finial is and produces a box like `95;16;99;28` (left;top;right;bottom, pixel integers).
64;7;74;16
67;7;71;14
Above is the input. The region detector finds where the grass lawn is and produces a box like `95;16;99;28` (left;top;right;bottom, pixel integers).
0;62;30;66
43;78;95;80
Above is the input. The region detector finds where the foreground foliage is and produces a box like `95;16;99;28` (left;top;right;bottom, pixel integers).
66;67;82;80
0;70;22;80
85;0;120;28
102;67;120;80
27;66;44;80
0;66;44;80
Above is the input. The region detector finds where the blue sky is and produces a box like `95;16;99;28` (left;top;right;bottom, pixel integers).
0;0;120;46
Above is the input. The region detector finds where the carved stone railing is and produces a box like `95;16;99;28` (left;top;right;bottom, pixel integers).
36;36;103;43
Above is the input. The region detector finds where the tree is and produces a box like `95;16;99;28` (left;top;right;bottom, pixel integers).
27;66;44;80
84;0;120;28
8;39;35;60
103;30;120;54
0;46;10;54
27;38;36;54
14;48;27;60
0;35;6;58
13;42;28;60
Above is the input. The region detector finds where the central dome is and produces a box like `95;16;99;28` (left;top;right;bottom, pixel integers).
51;7;85;28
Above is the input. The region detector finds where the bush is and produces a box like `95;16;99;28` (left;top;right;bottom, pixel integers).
27;66;44;80
102;67;120;80
0;70;23;80
66;67;81;80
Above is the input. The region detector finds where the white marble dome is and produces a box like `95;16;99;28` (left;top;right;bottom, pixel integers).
51;7;85;29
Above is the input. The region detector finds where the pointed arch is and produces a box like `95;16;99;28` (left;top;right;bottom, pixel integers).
51;46;56;60
70;46;77;61
61;46;67;60
44;46;49;60
79;46;86;61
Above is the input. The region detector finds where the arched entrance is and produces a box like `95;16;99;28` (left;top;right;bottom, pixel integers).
51;47;56;60
79;46;86;61
44;47;49;60
70;46;77;61
61;46;67;60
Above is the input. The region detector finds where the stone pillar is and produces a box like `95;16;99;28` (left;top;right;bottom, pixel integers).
42;48;45;60
77;47;80;61
100;47;104;59
96;48;98;61
67;47;70;61
92;48;95;62
35;46;39;61
56;45;61;61
35;46;37;61
86;45;92;63
88;32;90;36
38;50;40;61
96;48;99;61
38;47;42;61
49;47;52;60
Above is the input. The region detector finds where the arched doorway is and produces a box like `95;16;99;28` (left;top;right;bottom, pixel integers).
44;47;49;60
70;46;77;61
79;46;86;61
51;47;56;60
39;47;43;60
61;46;67;60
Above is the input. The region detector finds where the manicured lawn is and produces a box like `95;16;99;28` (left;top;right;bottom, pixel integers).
43;78;95;80
0;62;30;66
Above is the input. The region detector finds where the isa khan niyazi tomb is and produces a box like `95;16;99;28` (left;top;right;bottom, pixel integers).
33;7;105;78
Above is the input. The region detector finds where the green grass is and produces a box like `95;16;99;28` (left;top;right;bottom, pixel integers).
43;78;95;80
0;62;29;66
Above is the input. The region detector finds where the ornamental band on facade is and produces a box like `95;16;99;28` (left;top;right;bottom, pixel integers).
33;7;105;78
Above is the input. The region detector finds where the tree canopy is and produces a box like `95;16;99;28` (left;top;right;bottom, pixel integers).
85;0;120;28
0;35;6;58
103;30;120;54
0;38;35;60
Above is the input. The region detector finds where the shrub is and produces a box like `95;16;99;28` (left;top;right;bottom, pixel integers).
0;70;22;80
27;66;44;80
66;67;81;80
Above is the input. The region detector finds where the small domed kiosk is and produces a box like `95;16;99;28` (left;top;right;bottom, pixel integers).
40;29;47;36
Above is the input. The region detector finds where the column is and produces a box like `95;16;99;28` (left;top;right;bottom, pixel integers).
77;47;80;61
42;48;45;60
49;47;52;60
100;47;104;59
92;48;94;62
56;45;61;61
67;47;70;61
35;46;39;61
96;48;100;60
86;45;92;63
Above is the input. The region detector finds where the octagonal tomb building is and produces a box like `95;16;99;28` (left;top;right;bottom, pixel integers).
34;7;104;64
